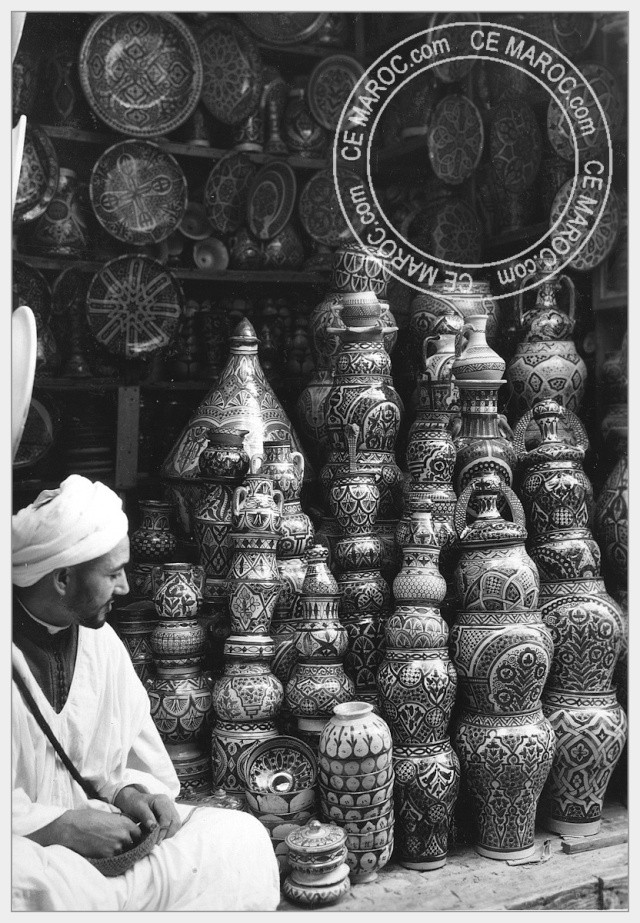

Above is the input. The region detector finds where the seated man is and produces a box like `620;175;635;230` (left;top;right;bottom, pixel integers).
11;475;280;912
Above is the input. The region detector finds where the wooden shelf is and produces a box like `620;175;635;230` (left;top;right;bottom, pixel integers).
486;222;549;251
14;255;325;286
33;378;122;391
41;125;327;171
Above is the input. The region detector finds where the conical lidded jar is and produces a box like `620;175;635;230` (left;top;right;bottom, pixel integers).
161;317;311;482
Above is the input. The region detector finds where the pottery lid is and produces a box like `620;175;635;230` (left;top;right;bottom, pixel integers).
522;399;585;466
286;818;347;855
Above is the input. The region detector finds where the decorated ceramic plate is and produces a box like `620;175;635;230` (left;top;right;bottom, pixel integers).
90;140;187;246
86;255;184;358
552;12;596;58
428;94;484;186
550;180;620;272
238;12;329;46
429;13;480;84
298;168;361;246
241;736;318;793
246;160;297;241
410;198;483;264
203;151;257;235
490;98;542;192
198;16;263;126
13;123;59;226
308;54;365;131
13;260;52;321
547;62;624;161
79;12;203;137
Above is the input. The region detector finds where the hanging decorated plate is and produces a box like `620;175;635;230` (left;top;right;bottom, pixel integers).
86;255;184;358
550;180;620;272
307;54;365;131
552;13;597;58
298;168;361;246
427;94;484;186
429;13;480;84
90;140;187;246
238;13;329;46
490;97;542;192
203;151;257;235
547;62;624;161
13;123;59;226
410;197;483;264
13;260;52;321
198;16;263;126
246;160;297;241
79;12;203;137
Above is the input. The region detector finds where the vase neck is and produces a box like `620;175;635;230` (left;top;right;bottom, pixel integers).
458;383;502;438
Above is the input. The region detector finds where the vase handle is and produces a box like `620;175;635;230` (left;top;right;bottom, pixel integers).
454;326;470;358
232;485;248;519
557;272;576;321
291;450;305;481
512;405;590;459
151;566;164;599
454;476;526;538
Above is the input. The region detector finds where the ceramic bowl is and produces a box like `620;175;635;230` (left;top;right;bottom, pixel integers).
193;236;229;271
341;808;395;836
345;826;394;851
318;750;393;776
318;765;393;792
321;801;394;823
346;841;394;880
320;779;394;807
241;735;318;793
259;814;315;841
244;788;316;816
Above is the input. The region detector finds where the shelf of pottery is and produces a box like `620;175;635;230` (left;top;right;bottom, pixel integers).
12;11;367;496
12;10;628;898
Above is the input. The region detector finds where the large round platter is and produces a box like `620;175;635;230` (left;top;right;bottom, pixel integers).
429;13;480;84
246;160;297;241
547;62;624;161
79;12;203;137
203;151;257;235
238;12;329;46
13;261;52;321
90;141;187;246
11;306;38;462
86;255;183;358
298;168;361;246
13;123;59;226
308;54;365;131
428;94;484;186
490;98;542;192
552;12;596;58
550;180;620;272
197;16;263;126
410;198;483;264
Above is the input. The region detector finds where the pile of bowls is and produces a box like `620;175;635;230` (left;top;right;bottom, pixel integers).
240;735;319;875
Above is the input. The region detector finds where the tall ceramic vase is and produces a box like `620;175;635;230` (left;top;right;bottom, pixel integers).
128;500;178;601
318;702;395;884
451;475;556;861
147;563;214;794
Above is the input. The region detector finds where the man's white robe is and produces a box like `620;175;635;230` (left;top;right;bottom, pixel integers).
12;622;280;911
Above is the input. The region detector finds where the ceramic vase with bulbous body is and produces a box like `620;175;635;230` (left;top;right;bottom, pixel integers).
331;243;390;297
410;281;500;358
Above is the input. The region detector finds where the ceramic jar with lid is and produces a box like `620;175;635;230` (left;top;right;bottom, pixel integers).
283;819;350;906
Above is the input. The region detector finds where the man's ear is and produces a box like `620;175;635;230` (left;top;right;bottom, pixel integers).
52;567;71;597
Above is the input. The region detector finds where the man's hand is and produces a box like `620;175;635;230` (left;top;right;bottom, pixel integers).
114;785;181;844
27;808;142;858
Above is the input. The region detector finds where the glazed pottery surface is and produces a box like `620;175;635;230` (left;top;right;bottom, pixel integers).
131;500;178;563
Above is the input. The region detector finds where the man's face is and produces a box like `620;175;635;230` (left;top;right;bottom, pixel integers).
64;536;130;629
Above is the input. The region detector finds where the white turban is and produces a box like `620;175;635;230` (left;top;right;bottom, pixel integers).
12;475;129;587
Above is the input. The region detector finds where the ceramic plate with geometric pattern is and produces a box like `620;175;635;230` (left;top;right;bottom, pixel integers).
490;97;542;192
246;160;297;241
308;54;365;131
550;180;620;272
428;94;484;186
238;12;329;45
198;16;263;126
87;255;184;358
13;124;59;226
203;151;257;235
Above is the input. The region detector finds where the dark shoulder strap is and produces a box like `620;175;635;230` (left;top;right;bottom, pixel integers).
12;665;109;804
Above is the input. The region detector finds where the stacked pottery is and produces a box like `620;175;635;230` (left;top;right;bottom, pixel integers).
409;280;500;364
507;254;587;420
194;430;250;678
210;456;286;791
518;400;627;836
377;508;460;870
285;545;355;747
161;318;310;537
113;601;157;686
263;438;314;688
147;564;214;795
329;425;391;706
128;500;178;602
451;475;556;860
240;736;319;876
283;819;351;907
318;702;395;884
321;293;403;521
452;313;516;494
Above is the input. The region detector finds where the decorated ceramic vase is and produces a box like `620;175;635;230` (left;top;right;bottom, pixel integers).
29;168;90;257
594;443;628;590
283;819;350;907
393;741;460;870
283;83;328;158
331;243;391;297
453;379;516;494
152;563;205;621
318;702;395;883
452;314;506;383
232;455;285;534
506;254;587;418
131;501;178;563
161;318;310;536
409;281;500;357
226;531;282;636
114;601;157;686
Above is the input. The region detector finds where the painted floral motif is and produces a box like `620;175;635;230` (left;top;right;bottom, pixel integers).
204;151;256;234
490;98;542;192
308;54;365;131
550;180;620;272
428;95;484;186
